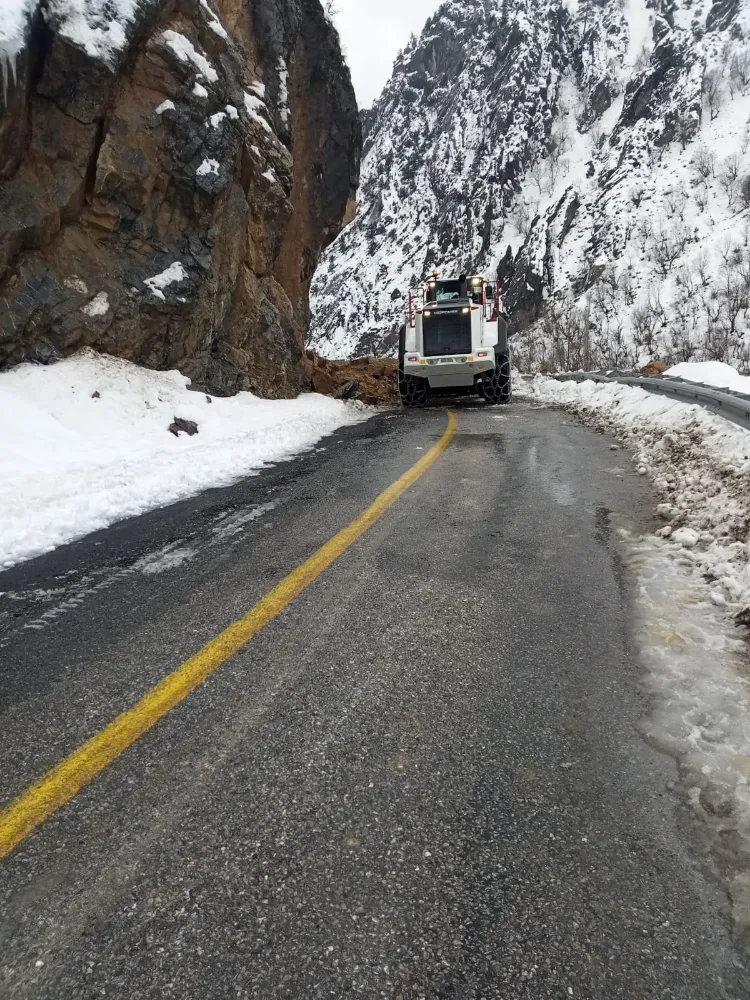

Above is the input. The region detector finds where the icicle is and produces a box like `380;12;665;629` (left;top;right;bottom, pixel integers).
1;43;20;109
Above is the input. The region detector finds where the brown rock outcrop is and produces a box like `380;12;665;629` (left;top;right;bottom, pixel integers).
0;0;360;397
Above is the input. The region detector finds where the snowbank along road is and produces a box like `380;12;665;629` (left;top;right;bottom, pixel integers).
1;400;750;998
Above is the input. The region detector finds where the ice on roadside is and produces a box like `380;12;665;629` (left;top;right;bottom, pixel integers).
519;374;750;615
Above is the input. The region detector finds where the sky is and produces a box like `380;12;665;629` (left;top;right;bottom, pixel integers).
332;0;442;108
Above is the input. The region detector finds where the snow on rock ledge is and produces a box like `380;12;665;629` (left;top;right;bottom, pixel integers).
0;350;370;568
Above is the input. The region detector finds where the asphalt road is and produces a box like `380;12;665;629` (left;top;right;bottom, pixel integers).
1;400;748;998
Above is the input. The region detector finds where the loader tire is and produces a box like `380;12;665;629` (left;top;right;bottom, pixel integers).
482;353;512;405
399;373;430;408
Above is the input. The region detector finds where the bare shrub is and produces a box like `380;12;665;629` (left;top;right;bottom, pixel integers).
509;201;534;238
621;270;637;306
541;293;595;371
649;223;692;278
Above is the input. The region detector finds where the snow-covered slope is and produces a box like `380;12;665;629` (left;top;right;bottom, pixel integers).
310;0;750;371
0;351;368;568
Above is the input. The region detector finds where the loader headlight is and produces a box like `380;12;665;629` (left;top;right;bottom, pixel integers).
462;307;470;314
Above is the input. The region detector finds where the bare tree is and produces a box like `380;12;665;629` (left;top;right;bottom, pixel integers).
649;223;691;278
694;251;712;288
633;43;652;75
664;188;689;221
676;115;696;150
529;160;548;197
631;289;664;359
703;69;724;121
621;269;637;306
541;293;595;371
719;153;741;206
629;184;645;208
730;49;750;95
692;146;716;182
637;216;654;253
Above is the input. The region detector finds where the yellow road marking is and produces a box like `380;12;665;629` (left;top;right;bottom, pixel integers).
0;411;456;860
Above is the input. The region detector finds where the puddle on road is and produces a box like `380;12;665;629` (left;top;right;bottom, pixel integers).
526;442;577;507
619;524;750;937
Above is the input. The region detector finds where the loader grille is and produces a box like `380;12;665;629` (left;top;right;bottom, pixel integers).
422;308;471;357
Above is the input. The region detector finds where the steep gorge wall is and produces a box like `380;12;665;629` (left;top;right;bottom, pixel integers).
310;0;750;372
0;0;360;396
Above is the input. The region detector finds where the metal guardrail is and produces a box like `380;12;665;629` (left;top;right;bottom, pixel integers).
547;370;750;433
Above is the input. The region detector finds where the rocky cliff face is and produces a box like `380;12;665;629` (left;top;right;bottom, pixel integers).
0;0;360;396
310;0;750;372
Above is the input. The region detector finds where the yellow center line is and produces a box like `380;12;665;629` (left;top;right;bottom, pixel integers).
0;411;457;860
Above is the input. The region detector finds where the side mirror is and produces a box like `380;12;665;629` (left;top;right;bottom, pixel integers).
485;284;495;299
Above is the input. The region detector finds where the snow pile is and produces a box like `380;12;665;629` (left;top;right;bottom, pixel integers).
519;374;750;614
665;360;750;396
0;350;370;568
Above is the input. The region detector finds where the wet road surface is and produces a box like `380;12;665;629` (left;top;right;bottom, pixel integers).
1;401;748;998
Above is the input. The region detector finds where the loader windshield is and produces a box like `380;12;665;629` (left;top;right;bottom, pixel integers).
426;279;467;304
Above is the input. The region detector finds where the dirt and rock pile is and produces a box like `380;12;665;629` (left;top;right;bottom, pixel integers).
307;353;397;405
0;0;360;398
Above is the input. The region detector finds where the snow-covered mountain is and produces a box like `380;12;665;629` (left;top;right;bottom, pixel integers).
310;0;750;372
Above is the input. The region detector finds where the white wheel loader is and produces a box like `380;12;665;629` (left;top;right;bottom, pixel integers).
398;273;511;408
